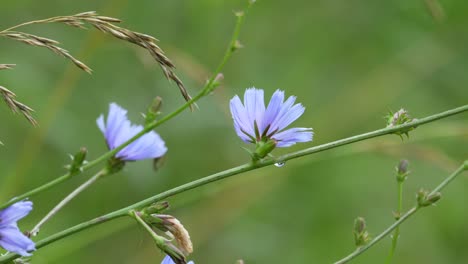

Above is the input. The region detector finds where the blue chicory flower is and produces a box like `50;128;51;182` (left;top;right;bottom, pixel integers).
161;255;194;264
97;103;167;161
230;88;313;148
0;201;36;256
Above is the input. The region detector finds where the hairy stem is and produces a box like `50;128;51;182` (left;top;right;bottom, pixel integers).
0;2;252;210
334;163;466;264
29;168;109;236
0;112;466;263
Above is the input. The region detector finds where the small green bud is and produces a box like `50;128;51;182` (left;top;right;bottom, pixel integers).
353;217;371;247
253;140;276;160
427;192;442;204
392;211;401;220
147;229;187;264
417;189;442;207
66;147;87;175
163;244;187;264
234;11;244;18
212;73;224;89
106;157;125;174
233;40;243;50
396;159;410;182
203;73;225;95
144;96;163;125
142;201;170;215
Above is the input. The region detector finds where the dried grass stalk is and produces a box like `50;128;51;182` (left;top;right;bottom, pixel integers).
0;64;15;70
4;32;92;73
0;11;193;107
0;85;37;126
0;64;37;125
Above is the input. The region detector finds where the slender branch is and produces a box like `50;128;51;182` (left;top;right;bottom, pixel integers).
0;17;66;33
0;2;252;210
334;163;466;264
385;179;404;264
29;168;109;236
132;210;158;240
0;108;465;263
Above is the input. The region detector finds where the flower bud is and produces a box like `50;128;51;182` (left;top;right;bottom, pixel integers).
385;109;416;139
145;96;163;125
386;109;412;127
143;213;193;255
353;217;370;247
396;159;410;182
142;202;170;215
66;147;87;175
417;189;442;207
397;159;408;174
151;231;187;264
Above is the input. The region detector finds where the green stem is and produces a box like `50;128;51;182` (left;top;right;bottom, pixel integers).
0;3;251;210
131;210;157;239
386;180;404;264
0;111;466;263
334;163;466;264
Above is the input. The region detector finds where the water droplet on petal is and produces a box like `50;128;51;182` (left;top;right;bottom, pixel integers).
274;161;285;168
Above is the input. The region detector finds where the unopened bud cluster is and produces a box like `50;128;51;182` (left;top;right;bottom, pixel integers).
139;202;193;264
417;189;441;207
386;108;417;139
353;217;371;247
65;147;87;175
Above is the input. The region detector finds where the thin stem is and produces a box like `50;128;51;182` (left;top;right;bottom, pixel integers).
385;180;404;264
1;172;73;210
131;210;158;240
0;3;252;210
0;112;465;264
334;163;466;264
0;16;67;34
29;168;109;236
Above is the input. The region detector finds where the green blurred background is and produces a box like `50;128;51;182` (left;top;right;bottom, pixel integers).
1;0;467;263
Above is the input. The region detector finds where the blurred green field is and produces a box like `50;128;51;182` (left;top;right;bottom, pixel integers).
0;0;467;263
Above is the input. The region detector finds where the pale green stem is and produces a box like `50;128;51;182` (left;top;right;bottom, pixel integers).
29;168;109;236
131;210;160;241
334;163;466;264
385;180;404;264
0;2;252;210
0;118;466;263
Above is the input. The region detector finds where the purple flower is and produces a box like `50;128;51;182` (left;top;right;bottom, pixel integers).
0;201;36;256
230;88;313;148
97;103;167;161
161;255;194;264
